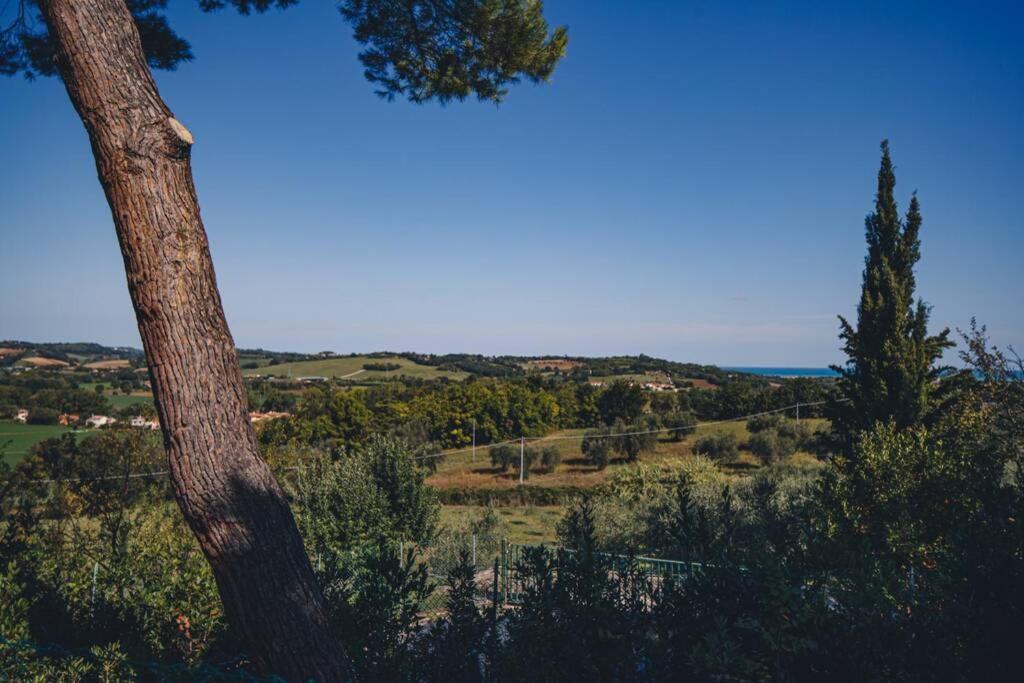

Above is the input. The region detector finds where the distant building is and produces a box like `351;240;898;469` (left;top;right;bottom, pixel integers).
642;382;675;392
130;415;160;430
86;415;117;428
14;408;28;423
59;413;80;426
298;376;328;383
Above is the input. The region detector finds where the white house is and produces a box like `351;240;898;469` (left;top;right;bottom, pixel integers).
86;415;117;428
14;408;29;423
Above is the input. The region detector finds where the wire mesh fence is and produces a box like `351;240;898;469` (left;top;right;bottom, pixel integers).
404;531;505;612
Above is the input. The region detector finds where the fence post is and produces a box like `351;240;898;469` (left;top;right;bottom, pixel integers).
501;538;508;604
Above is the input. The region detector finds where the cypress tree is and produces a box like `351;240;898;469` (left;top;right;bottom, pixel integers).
829;141;953;451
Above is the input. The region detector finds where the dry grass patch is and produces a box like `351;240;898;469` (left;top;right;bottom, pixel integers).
84;359;131;370
20;356;69;367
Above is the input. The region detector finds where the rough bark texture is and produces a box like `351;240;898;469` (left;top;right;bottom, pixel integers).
38;0;352;679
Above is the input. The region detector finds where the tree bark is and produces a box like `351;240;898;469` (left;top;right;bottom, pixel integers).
38;0;352;679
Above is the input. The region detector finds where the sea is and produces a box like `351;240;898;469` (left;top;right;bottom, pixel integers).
723;367;840;378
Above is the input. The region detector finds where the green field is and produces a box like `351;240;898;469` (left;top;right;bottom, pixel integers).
107;393;154;408
242;355;468;381
0;421;74;465
440;505;563;544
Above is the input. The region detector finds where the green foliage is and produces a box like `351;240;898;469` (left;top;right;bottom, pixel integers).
831;141;953;451
489;443;517;472
536;443;561;471
417;550;490;682
363;361;402;372
580;430;611;469
746;418;811;463
596;380;645;425
692;431;739;461
294;435;438;556
662;410;697;441
340;0;568;103
610;417;659;462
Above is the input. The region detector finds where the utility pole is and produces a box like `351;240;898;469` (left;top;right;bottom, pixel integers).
472;419;476;463
796;403;801;424
519;436;525;485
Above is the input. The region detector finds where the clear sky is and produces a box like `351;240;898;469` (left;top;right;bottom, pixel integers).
2;1;1021;366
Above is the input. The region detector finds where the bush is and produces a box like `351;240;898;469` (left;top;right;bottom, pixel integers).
747;413;782;433
692;432;739;461
748;430;796;463
747;419;811;463
364;362;402;372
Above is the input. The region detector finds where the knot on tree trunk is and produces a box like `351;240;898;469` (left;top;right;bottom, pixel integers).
167;117;194;156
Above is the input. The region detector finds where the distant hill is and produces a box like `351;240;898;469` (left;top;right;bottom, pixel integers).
2;340;760;387
0;340;143;368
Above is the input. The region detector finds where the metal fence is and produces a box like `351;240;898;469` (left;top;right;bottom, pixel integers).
404;532;505;612
500;542;703;605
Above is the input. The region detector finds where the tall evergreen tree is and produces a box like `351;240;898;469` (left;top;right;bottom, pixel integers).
829;141;952;451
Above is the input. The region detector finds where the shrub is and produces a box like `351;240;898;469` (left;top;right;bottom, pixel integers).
364;362;402;372
748;430;796;463
692;432;739;461
747;413;782;433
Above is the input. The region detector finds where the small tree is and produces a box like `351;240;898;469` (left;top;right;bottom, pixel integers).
489;444;517;472
611;417;658;462
663;411;698;442
537;444;562;472
581;431;612;470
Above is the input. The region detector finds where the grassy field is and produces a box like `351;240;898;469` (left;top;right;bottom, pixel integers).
440;504;563;544
426;419;826;491
0;421;74;464
107;393;154;409
79;382;155;409
242;355;468;381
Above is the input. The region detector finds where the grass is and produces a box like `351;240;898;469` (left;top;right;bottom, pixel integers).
79;382;155;409
0;421;75;464
107;393;154;409
440;504;563;545
242;355;468;381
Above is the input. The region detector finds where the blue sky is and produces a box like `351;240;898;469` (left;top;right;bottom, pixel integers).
2;0;1021;365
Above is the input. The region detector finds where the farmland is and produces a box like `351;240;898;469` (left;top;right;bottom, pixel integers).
427;418;825;492
242;354;468;381
0;421;75;464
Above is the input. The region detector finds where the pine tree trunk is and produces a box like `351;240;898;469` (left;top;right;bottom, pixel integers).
38;0;351;678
